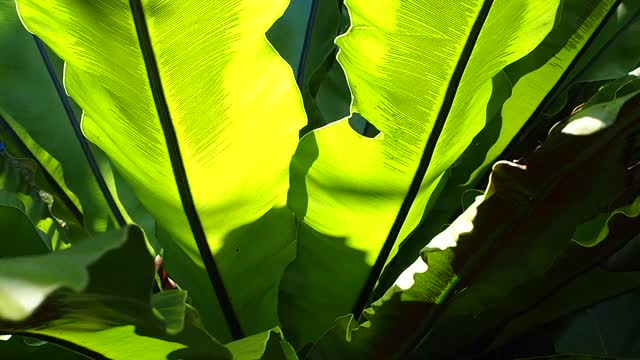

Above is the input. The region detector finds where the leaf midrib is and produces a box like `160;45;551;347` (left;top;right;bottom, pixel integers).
0;113;84;225
11;331;106;360
33;36;126;227
501;0;623;162
410;98;639;358
296;0;319;88
127;0;243;339
351;0;497;319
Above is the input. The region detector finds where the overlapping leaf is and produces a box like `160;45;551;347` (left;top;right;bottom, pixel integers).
0;223;233;360
552;291;640;358
470;0;620;180
268;0;316;76
281;0;561;346
227;327;299;360
0;335;87;360
546;0;640;115
376;0;627;299
15;0;307;339
0;0;123;234
0;149;67;250
268;0;351;131
0;0;162;255
491;267;640;350
307;75;640;359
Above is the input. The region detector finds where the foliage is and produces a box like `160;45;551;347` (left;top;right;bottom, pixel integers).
0;0;639;359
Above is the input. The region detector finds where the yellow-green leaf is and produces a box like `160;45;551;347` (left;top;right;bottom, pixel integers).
16;0;306;340
281;0;560;345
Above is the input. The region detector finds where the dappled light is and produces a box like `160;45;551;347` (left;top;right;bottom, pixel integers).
1;0;639;359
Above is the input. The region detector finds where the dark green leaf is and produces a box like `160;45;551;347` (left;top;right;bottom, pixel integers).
307;75;640;360
0;225;231;359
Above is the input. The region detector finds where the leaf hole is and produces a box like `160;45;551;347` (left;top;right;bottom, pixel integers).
348;113;381;138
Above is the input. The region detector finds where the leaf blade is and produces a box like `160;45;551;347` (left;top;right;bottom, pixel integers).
281;0;560;345
15;0;307;339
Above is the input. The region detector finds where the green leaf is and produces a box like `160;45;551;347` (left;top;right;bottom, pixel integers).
0;0;160;252
602;232;640;271
297;0;350;130
307;77;640;359
491;267;640;349
313;59;351;127
416;75;640;358
0;335;88;360
376;0;627;304
0;226;153;322
268;0;315;75
281;0;561;346
546;0;640;115
469;0;620;185
0;206;50;258
227;327;298;360
0;0;126;233
0;122;90;247
573;180;640;247
268;0;351;131
373;68;513;298
0;150;67;250
0;225;232;360
552;291;640;358
16;0;307;339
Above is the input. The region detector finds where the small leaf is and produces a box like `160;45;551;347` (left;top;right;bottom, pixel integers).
227;327;298;360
